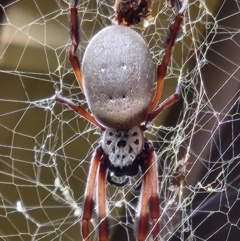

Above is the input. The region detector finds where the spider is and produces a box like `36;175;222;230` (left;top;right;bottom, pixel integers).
55;0;188;240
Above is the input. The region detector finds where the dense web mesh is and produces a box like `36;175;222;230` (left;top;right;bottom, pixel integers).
0;0;240;241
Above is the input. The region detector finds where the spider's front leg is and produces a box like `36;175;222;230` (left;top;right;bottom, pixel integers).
146;0;188;124
137;142;160;241
97;157;108;241
82;146;104;241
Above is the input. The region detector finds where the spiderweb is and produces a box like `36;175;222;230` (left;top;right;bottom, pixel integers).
0;0;240;240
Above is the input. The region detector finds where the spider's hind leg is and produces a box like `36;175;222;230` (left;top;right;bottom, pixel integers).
69;0;84;93
149;0;188;113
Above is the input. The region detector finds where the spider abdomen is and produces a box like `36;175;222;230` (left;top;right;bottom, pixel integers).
82;25;155;129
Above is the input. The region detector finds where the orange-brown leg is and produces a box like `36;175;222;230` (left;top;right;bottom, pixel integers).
147;144;160;240
69;0;84;93
136;155;150;241
146;84;180;124
136;142;161;241
55;94;105;130
55;1;105;130
150;0;188;111
82;146;103;241
97;158;108;241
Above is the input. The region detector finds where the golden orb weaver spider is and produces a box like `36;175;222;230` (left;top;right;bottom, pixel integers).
55;0;188;240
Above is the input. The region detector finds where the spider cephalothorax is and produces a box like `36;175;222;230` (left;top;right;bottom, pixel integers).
55;0;188;240
102;126;144;168
102;126;145;187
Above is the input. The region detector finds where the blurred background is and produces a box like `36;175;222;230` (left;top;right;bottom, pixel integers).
0;0;240;241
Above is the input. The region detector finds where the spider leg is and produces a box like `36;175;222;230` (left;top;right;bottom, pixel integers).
97;158;108;241
136;158;150;241
69;0;84;93
55;94;105;130
149;0;188;112
145;83;180;124
147;144;160;240
136;142;160;241
56;1;105;130
82;146;103;241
